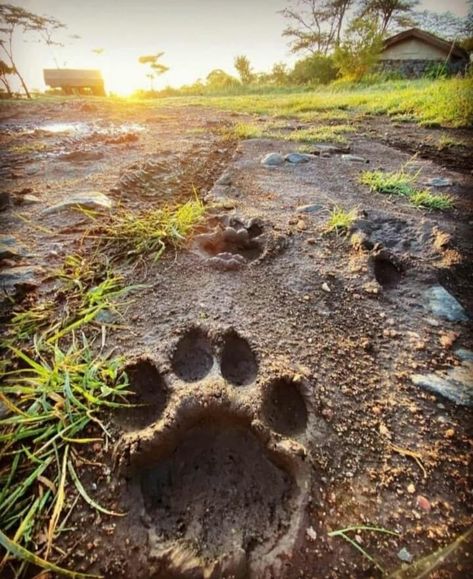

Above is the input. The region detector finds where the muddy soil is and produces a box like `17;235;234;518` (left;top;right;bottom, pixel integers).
1;98;472;578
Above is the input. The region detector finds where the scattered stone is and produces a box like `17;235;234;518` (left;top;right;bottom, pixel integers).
425;285;468;322
411;362;473;407
416;495;431;512
455;348;473;362
306;527;317;542
363;281;380;294
0;265;44;290
42;191;113;215
439;331;458;349
341;154;368;163
407;483;416;494
285;152;312;164
397;548;413;563
16;193;41;205
306;237;316;245
261;153;284;166
428;177;453;188
296;220;307;230
322;282;331;293
0;236;26;260
296;203;323;214
444;428;455;438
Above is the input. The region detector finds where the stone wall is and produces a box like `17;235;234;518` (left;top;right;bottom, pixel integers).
377;58;468;78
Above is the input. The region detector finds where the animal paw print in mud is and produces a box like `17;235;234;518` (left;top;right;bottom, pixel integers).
116;327;315;579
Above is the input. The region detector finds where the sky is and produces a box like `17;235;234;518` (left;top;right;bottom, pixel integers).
4;0;471;95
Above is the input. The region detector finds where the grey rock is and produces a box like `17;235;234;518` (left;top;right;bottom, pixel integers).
296;204;324;214
0;236;27;260
21;194;41;205
261;153;284;166
427;177;453;188
341;154;367;163
0;265;44;290
285;152;312;164
42;191;113;215
425;285;468;322
411;362;473;407
455;348;473;362
397;548;413;563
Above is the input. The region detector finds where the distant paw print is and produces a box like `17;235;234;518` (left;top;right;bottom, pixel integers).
116;326;313;578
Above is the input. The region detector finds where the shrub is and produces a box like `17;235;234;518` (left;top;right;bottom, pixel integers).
290;54;337;85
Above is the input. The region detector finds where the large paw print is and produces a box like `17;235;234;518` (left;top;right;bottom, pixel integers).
117;327;314;578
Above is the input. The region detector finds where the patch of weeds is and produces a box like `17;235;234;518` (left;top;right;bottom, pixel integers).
325;206;357;234
0;334;128;578
8;142;47;155
277;124;351;144
225;122;263;139
410;190;453;210
328;525;399;575
389;527;472;579
101;197;206;261
436;135;467;150
359;169;417;197
360;168;454;211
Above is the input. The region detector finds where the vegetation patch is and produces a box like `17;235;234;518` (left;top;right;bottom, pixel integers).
98;198;206;261
325;206;358;234
359;169;454;211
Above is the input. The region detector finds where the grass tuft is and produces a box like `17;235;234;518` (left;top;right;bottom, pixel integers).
325;206;358;234
0;335;128;577
101;197;206;261
359;169;417;197
409;190;453;210
359;169;454;211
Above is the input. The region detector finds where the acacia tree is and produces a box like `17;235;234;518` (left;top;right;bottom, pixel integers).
334;17;383;79
357;0;419;33
234;55;254;84
0;4;66;98
138;52;169;92
0;59;14;96
280;0;354;54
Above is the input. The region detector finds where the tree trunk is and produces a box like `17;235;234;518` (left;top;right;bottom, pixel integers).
14;67;31;98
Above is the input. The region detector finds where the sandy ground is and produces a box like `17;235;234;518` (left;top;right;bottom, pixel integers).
0;98;472;578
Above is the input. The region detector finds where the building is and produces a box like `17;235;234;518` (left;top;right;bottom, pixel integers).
379;28;469;78
43;69;106;96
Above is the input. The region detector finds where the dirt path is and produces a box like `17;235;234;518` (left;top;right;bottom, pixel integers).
1;98;472;578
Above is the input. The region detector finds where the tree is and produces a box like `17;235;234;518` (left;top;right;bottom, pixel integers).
357;0;419;34
411;11;466;41
206;69;239;90
291;53;337;84
333;17;383;80
280;0;354;54
0;59;14;96
0;4;66;98
270;62;290;85
138;52;169;92
234;55;254;84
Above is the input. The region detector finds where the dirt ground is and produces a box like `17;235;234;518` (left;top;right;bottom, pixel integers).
1;97;472;578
